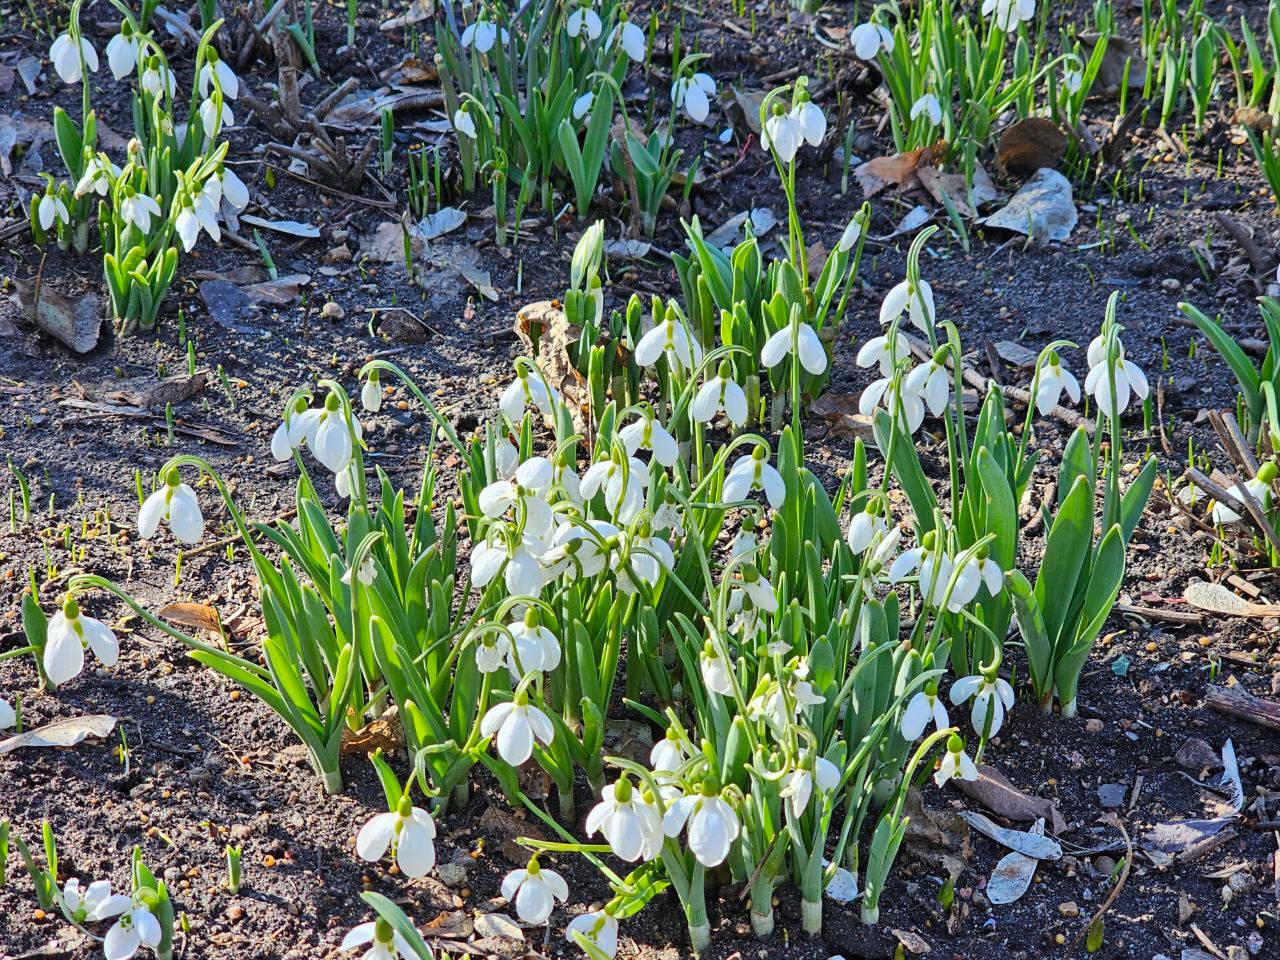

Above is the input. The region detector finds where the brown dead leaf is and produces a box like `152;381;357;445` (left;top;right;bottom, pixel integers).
902;788;971;880
15;279;101;353
855;142;948;198
158;601;224;635
1082;34;1146;100
479;805;548;864
341;706;403;756
422;911;472;939
811;393;876;440
513;300;587;421
954;763;1069;834
996;118;1067;176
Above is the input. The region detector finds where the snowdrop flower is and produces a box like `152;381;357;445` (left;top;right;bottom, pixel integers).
566;905;620;958
342;917;415;960
272;398;322;461
618;529;674;594
671;72;716;123
762;314;826;375
0;696;13;730
572;91;594;120
201;165;250;213
360;371;383;413
732;564;778;614
506;609;561;678
36;185;70;231
480;456;556;536
140;56;175;99
857;331;910;377
790;94;826;147
50;32;98;84
619;410;679;467
453;106;477;139
634;310;702;371
904;349;950;417
865;525;902;580
61;878;129;925
859;373;926;434
651;493;684;535
1035;351;1080;414
951;667;1016;738
663;781;740;867
1063;69;1083;94
968;549;1004;596
105;23;139;80
471;529;550;597
566;3;602;40
502;860;569;924
357;795;438;878
888;529;953;609
460;18;507;53
75;155;120;199
692;361;748;427
847;503;889;554
474;629;510;673
342;557;376;587
1211;461;1276;524
199;97;234;133
761;105;801;163
119;189;161;235
934;734;979;787
699;639;734;696
880;276;936;332
309;392;358;473
723;446;786;508
580;454;649;524
104;898;161;960
540;519;616;581
911;93;943;127
500;366;561;422
586;776;663;862
198;50;239;100
609;15;646;62
139;470;205;544
44;595;120;686
1084;333;1148;415
750;662;824;730
900;682;949;741
982;0;1036;32
838;216;863;252
174;191;220;251
779;755;841;818
850;21;894;60
650;728;690;772
481;696;554;765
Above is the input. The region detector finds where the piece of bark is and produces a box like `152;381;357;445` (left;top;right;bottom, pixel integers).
1205;684;1280;733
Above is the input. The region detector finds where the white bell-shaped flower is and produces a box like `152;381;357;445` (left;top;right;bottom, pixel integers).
501;860;569;924
790;97;826;147
104;899;162;960
356;795;438;878
566;906;620;958
692;363;748;427
761;315;827;375
609;18;646;62
481;697;555;765
61;878;130;924
138;470;205;544
461;19;507;53
50;32;98;84
119;190;162;235
634;313;702;371
880;277;936;331
982;0;1036;32
850;21;894;59
37;188;70;231
761;108;801;163
650;729;690;772
500;367;561;422
671;73;716;123
619;411;679;467
586;776;663;862
910;93;943;126
1084;333;1148;416
271;399;322;461
105;25;139;80
904;351;950;417
198;51;239;100
662;782;740;867
1035;351;1080;414
950;668;1016;738
859;373;926;434
566;5;602;40
341;917;415;959
453;106;478;139
44;595;120;686
847;504;889;554
900;683;949;741
1212;462;1276;524
506;609;561;678
887;529;952;608
310;393;357;473
779;755;841;818
723;446;785;508
580;454;649;524
934;734;979;787
480;456;556;537
617;531;674;595
540;519;617;581
699;639;734;696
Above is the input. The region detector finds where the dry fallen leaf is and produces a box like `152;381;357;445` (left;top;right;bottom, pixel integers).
954;762;1069;834
341;706;403;756
996;118;1067;176
0;715;117;755
513;300;587;422
159;601;224;636
15;279;102;353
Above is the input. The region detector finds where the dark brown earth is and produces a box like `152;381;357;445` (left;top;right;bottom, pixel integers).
3;1;1280;959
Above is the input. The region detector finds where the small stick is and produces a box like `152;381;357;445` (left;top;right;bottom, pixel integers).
1064;813;1132;958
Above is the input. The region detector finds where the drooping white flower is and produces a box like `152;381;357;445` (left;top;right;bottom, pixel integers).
75;155;121;199
850;21;894;60
856;332;909;377
50;32;98;84
950;669;1016;738
360;373;383;414
540;519;617;581
139;57;175;99
453;107;477;139
586;776;663;862
904;351;950;417
617;531;674;594
692;366;748;428
1211;463;1276;524
310;394;358;473
761;315;827;375
671;73;716;124
138;470;205;544
566;906;620;958
779;755;841;818
910;93;943;127
480;456;556;537
105;26;139;80
341;917;416;959
481;698;555;765
887;529;955;609
859;373;926;434
650;729;690;772
342;557;377;587
1084;333;1148;415
723;446;785;508
44;596;120;686
1035;351;1080;414
699;639;734;696
879;277;936;332
271;400;322;461
61;878;130;925
934;735;979;787
174;191;221;251
730;564;778;615
662;784;740;867
1063;69;1083;94
119;190;162;235
762;108;801;163
474;630;511;673
572;91;594;121
790;98;826;147
356;796;438;878
37;189;70;231
900;683;949;741
838;217;863;252
500;366;561;423
566;5;602;40
982;0;1036;33
502;861;569;924
609;18;646;62
619;411;679;467
847;505;889;554
580;455;649;524
460;19;508;53
198;52;239;100
199;97;235;133
506;611;561;679
0;696;14;730
471;528;551;597
104;899;162;960
634;313;702;371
